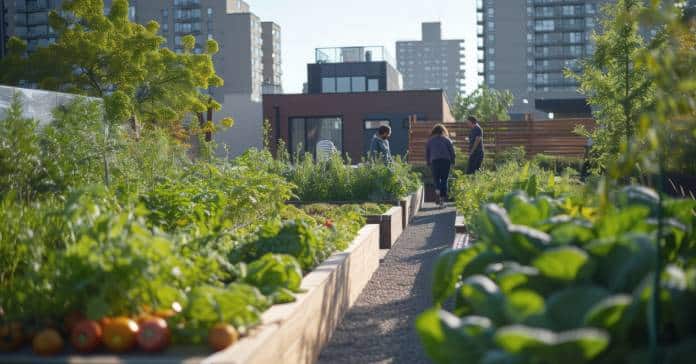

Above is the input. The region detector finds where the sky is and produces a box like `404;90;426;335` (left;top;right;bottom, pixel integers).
250;0;479;95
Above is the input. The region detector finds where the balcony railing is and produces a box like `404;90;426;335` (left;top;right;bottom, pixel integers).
315;46;395;66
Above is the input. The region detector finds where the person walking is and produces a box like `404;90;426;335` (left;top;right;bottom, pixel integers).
369;125;393;164
466;116;484;174
426;124;456;208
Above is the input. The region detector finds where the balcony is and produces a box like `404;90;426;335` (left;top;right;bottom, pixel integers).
174;0;201;8
315;46;395;66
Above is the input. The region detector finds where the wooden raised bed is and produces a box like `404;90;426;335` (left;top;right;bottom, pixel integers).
398;186;424;228
0;224;382;364
366;206;403;249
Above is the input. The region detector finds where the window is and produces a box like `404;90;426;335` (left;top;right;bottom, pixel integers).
364;120;390;130
336;77;351;92
488;74;495;85
535;20;555;31
562;6;575;15
488;61;495;71
290;117;343;157
367;78;379;91
322;77;336;93
352;76;366;92
207;8;213;16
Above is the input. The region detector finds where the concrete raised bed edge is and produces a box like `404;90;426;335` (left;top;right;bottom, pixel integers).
205;223;380;364
0;225;381;364
367;206;403;249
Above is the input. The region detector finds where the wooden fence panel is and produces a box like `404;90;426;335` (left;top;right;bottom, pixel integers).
408;119;595;165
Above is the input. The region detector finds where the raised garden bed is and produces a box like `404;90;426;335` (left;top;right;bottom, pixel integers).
399;185;424;228
0;224;381;364
366;206;403;249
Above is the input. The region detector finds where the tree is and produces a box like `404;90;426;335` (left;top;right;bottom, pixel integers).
452;85;514;122
567;0;655;174
0;0;225;130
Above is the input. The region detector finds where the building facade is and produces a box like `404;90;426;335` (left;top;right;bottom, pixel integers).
307;46;403;94
261;21;282;95
264;90;454;162
396;22;465;104
478;0;605;119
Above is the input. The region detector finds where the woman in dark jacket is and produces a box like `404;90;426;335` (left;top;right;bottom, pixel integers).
426;124;455;208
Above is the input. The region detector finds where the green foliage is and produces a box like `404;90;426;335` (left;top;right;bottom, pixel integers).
453;85;514;122
568;0;655;174
0;0;225;127
451;161;586;230
287;153;421;202
0;93;50;201
418;186;696;364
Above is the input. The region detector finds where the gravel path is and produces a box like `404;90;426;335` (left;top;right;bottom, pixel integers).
318;203;455;364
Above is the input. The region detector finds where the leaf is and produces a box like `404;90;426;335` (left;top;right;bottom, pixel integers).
459;275;506;323
416;309;494;364
532;246;592;282
583;294;634;335
432;246;484;305
504;290;545;323
494;325;609;364
244;253;303;297
545;285;610;331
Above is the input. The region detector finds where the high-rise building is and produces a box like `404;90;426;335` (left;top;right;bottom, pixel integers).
396;22;465;104
477;0;605;119
261;21;282;95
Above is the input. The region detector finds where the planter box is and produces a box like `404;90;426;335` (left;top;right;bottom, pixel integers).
0;225;381;364
455;215;467;234
398;185;424;228
366;206;403;249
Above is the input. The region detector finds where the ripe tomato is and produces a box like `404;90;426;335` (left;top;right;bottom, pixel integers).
137;317;170;352
0;322;24;352
70;320;102;353
323;219;334;228
102;317;139;353
208;323;239;351
32;328;63;356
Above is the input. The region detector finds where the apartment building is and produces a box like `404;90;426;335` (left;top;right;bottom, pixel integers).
396;22;465;104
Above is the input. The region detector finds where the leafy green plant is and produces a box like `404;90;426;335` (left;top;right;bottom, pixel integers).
418;186;696;364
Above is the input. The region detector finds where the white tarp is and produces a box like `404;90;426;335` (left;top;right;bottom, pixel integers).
0;85;102;125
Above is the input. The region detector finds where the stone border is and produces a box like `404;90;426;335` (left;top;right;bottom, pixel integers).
0;225;381;364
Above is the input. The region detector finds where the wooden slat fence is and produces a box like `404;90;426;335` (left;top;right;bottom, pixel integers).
408;119;595;165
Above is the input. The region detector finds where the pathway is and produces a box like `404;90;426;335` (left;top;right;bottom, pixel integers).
318;203;455;364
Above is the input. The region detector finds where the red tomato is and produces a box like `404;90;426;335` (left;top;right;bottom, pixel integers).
102;317;139;353
137;317;170;352
0;322;24;352
32;329;63;356
208;323;239;351
70;320;102;353
323;219;334;228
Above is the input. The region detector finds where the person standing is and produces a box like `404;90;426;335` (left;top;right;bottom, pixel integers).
466;116;484;174
426;124;456;208
369;125;393;164
316;139;338;162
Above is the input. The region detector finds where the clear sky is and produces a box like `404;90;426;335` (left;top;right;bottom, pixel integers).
249;0;479;95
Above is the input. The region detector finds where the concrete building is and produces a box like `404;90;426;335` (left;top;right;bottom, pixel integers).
307;46;403;94
396;22;465;104
478;0;605;119
262;21;282;95
1;0;280;157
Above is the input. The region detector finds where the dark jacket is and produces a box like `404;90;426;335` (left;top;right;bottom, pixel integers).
426;135;455;165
